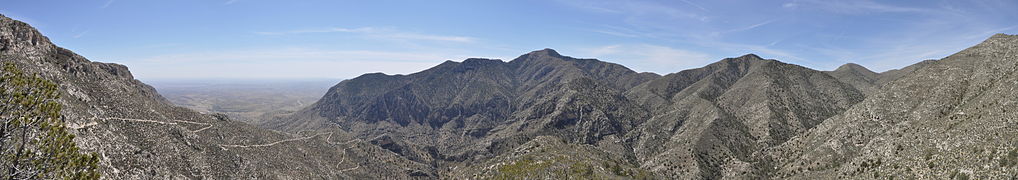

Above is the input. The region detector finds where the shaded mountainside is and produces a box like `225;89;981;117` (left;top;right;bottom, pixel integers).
625;54;865;178
771;34;1018;179
269;48;660;168
272;50;872;179
0;14;431;179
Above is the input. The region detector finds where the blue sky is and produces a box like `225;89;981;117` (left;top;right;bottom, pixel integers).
2;0;1016;80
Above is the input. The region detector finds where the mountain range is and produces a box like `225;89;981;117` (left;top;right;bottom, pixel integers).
3;14;1018;179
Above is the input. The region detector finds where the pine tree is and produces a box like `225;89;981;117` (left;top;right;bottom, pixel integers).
1;62;100;179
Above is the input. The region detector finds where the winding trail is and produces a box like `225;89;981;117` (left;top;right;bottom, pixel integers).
324;132;363;146
167;119;214;133
68;117;213;133
324;132;365;174
338;164;360;172
72;116;366;174
190;124;213;133
111;117;180;125
67;121;98;129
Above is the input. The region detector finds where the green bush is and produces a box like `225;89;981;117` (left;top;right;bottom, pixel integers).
1;62;100;179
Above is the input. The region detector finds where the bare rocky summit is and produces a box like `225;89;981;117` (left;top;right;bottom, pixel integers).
827;63;880;94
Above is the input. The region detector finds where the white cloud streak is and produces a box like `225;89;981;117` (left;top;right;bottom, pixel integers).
581;44;712;73
590;29;641;38
72;31;88;38
254;27;378;35
382;33;475;43
101;0;115;8
255;27;475;43
557;0;710;22
783;0;932;14
731;19;776;33
680;0;709;12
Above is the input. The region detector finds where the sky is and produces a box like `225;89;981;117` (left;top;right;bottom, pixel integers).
2;0;1017;80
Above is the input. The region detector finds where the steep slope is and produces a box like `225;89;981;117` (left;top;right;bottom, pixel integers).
625;54;866;179
825;60;938;96
771;34;1018;179
875;59;936;85
270;49;660;172
0;14;431;179
827;63;880;94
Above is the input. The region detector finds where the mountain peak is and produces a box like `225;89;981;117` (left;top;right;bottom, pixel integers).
710;53;768;65
834;63;873;73
738;53;763;60
989;33;1017;39
827;62;879;94
462;58;503;64
527;48;562;57
953;33;1018;58
981;33;1018;45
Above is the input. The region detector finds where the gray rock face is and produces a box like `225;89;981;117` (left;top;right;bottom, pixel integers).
0;14;430;179
626;54;865;178
276;51;869;179
771;34;1018;179
270;48;660;169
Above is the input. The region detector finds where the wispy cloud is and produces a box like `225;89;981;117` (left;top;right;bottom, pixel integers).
799;0;1018;71
816;24;1018;71
254;27;378;35
784;0;932;14
255;27;475;43
586;25;680;39
224;0;240;5
580;44;712;73
715;19;777;36
680;0;709;12
557;0;710;22
686;37;807;65
72;30;88;38
100;0;115;8
734;19;776;32
382;33;474;43
590;29;641;38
